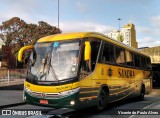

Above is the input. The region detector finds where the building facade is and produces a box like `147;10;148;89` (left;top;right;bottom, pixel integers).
139;46;160;88
0;39;4;67
139;46;160;64
107;30;120;40
106;23;138;48
0;39;5;49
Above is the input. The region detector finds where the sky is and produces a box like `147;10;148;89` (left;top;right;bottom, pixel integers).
0;0;160;48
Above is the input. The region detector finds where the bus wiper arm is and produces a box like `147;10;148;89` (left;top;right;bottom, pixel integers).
46;55;60;84
49;64;60;84
39;73;46;80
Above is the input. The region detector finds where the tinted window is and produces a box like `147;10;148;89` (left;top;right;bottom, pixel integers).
134;54;141;68
126;50;134;67
141;56;146;68
115;47;125;65
90;40;101;71
102;42;114;63
146;57;151;69
141;56;152;70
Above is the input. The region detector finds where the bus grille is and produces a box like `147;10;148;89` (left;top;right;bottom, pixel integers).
25;88;63;99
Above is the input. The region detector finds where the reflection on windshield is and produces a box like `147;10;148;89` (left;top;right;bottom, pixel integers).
30;43;51;78
29;40;81;82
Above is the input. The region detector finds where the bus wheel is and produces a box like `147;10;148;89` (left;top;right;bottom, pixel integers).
139;86;145;101
96;89;107;111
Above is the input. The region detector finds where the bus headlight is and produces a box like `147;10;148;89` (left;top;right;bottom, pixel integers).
25;87;31;93
70;100;75;105
60;87;80;96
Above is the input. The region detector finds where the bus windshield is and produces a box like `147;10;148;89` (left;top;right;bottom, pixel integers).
29;40;81;83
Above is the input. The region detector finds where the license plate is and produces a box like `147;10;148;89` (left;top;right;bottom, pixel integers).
40;100;48;104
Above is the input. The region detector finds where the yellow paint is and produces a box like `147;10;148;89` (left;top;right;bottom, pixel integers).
18;45;34;62
80;90;99;94
22;32;151;103
80;96;97;101
84;41;91;61
25;81;80;93
37;32;148;56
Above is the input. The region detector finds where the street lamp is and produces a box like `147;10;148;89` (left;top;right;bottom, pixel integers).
117;18;121;31
58;0;59;28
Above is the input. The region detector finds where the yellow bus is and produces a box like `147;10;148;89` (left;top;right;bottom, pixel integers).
18;32;152;111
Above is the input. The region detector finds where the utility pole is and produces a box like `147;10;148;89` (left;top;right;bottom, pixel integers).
58;0;59;29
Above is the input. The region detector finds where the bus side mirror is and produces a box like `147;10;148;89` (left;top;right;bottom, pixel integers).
84;41;91;61
18;45;34;62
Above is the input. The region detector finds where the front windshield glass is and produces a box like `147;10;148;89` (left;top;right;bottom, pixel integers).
30;42;52;76
29;40;81;82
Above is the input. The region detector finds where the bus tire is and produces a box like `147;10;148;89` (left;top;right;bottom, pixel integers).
96;89;108;111
139;85;145;101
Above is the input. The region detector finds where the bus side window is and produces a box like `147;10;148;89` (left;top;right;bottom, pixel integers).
134;54;141;68
80;39;100;78
80;45;91;79
115;47;125;65
146;57;151;69
102;42;115;63
126;50;134;67
90;40;101;71
141;56;146;69
81;60;90;72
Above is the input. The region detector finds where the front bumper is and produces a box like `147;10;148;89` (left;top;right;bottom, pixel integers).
24;91;80;109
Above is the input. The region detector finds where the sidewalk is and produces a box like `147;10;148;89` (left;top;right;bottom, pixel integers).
0;79;24;87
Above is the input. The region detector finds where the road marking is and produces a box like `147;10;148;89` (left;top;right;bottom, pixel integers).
128;98;160;118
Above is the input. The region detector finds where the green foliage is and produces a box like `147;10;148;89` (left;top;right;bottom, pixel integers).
117;34;124;42
0;48;2;54
0;48;2;61
0;17;61;55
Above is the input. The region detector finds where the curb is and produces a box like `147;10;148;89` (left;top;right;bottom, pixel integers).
1;102;26;109
0;84;24;90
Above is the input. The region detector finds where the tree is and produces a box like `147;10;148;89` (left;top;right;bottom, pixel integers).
117;34;124;42
0;17;61;68
0;17;27;47
31;21;61;44
0;48;2;55
0;17;61;55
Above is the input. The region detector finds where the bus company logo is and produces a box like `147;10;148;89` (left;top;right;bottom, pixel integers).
41;93;46;97
107;67;113;77
2;110;11;115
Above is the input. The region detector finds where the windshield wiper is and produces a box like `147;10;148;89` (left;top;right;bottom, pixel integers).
46;54;60;84
36;62;46;81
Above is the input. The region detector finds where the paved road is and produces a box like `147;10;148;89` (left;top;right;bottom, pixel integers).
1;89;160;118
82;89;160;118
0;90;24;107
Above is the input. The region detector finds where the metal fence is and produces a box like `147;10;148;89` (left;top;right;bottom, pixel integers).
0;69;27;87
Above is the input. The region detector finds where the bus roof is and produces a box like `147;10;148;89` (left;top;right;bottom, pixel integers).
37;32;149;57
38;32;90;42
